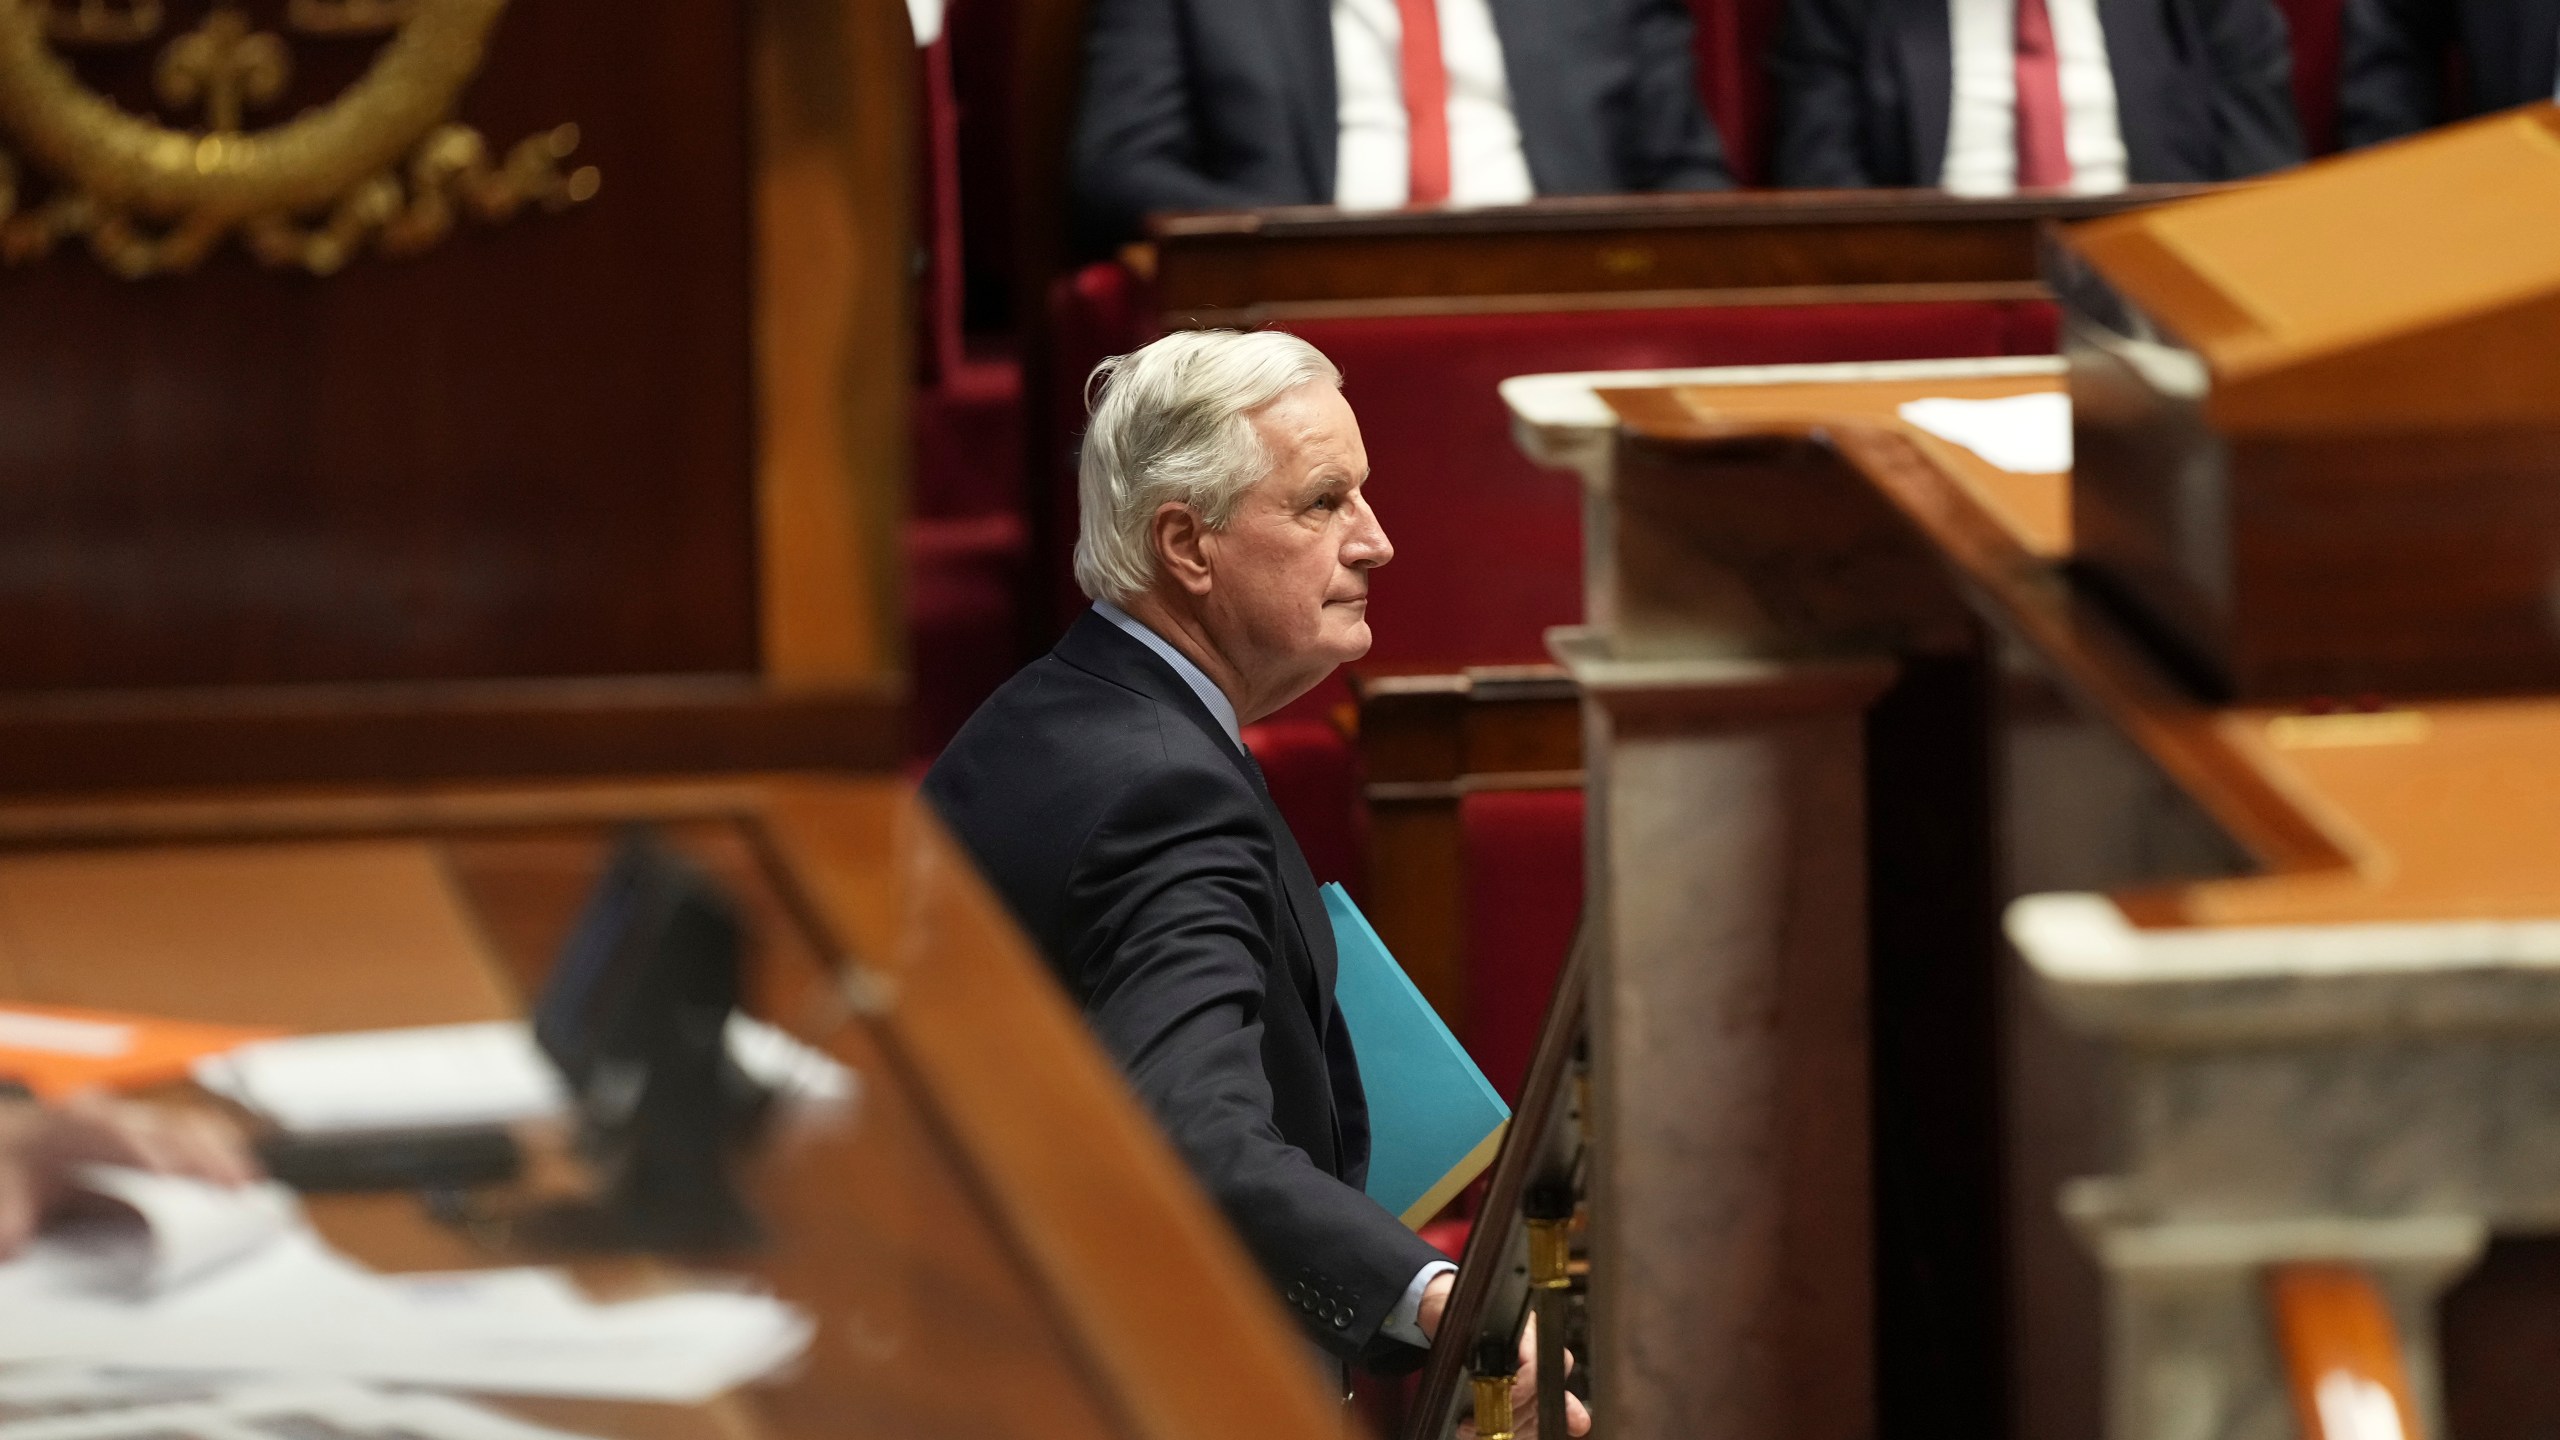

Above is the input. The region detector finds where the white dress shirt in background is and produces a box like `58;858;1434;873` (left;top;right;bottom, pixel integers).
1332;0;1538;209
1942;0;2130;195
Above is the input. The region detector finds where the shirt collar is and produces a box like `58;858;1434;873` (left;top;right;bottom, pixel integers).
1093;601;1244;749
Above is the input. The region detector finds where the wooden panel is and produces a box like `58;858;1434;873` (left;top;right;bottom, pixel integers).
0;775;1347;1440
0;0;758;690
1604;379;2353;888
754;0;910;686
0;839;511;1027
1147;187;2208;324
755;779;1349;1440
2066;107;2560;418
1365;795;1467;1030
0;673;899;793
1352;665;1584;1035
441;821;1124;1440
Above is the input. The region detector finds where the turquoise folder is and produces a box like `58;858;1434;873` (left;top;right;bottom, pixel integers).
1321;883;1511;1229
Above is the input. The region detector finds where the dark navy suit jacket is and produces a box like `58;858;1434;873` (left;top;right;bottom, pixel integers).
1069;0;1733;249
921;609;1443;1364
2340;0;2560;148
1767;0;2304;186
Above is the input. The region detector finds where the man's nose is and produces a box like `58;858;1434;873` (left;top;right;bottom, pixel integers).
1346;495;1393;569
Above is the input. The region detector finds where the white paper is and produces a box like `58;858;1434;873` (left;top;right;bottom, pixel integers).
50;1170;298;1295
906;0;942;45
723;1015;858;1114
0;1012;132;1060
0;1373;609;1440
196;1017;855;1137
1897;391;2074;473
0;1222;812;1402
193;1022;569;1135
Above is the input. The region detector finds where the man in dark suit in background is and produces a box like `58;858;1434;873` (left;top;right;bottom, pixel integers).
1070;0;1731;249
923;330;1584;1427
1768;0;2302;190
2339;0;2560;148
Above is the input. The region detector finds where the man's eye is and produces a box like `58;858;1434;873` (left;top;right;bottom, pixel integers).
1312;494;1341;512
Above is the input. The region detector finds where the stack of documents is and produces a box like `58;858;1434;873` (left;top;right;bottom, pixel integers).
0;1169;811;1403
0;1368;604;1440
195;1015;855;1134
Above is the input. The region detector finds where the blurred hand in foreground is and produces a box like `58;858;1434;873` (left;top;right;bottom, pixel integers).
0;1091;260;1258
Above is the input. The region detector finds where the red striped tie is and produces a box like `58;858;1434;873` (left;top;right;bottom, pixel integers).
2014;0;2072;189
1397;0;1451;204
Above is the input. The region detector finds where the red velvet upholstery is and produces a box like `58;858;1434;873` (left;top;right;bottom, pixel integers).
1040;261;1156;624
907;512;1031;757
1241;715;1367;897
1459;788;1586;1102
1258;298;2056;724
909;26;1034;759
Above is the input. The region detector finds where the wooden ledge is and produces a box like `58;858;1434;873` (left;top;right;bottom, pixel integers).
1507;366;2560;955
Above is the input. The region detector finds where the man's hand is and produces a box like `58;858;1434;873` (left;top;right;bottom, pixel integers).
1416;1271;1592;1439
0;1093;261;1258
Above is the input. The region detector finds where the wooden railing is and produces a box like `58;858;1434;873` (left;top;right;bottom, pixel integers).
1407;921;1591;1440
2270;1263;2427;1440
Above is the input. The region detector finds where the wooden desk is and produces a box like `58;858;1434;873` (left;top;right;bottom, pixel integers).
0;777;1342;1440
1145;188;2210;326
1506;360;2560;1440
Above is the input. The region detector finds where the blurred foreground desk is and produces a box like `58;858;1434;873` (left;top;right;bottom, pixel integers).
0;777;1339;1440
1505;360;2560;1440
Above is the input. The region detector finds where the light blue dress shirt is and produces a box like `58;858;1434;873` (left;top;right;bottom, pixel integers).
1087;603;1454;1346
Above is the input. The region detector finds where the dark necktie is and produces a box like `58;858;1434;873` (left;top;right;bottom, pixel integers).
2014;0;2073;189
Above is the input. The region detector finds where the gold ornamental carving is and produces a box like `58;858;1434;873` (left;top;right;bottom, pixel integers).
0;0;599;276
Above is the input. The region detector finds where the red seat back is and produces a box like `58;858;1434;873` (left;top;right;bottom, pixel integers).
1274;300;2057;715
1460;788;1586;1102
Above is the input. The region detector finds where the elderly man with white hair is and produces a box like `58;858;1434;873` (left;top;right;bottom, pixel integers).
924;331;1585;1426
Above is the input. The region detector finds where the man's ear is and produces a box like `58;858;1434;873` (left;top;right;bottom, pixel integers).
1150;502;1215;597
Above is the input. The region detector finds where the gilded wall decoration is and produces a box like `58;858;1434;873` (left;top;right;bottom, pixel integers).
0;0;599;276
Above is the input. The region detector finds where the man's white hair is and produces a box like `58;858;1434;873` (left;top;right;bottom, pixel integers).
1073;328;1342;606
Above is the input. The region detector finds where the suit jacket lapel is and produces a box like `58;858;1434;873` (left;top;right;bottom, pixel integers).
2096;0;2167;175
1898;0;1953;186
1052;613;1334;1009
1484;0;1570;190
1271;0;1338;201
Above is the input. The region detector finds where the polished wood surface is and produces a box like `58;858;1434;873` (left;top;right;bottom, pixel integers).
0;0;908;792
1146;187;2209;325
1406;922;1589;1440
0;675;898;795
1349;664;1579;1032
0;0;755;692
2268;1263;2427;1440
2066;107;2560;432
2058;111;2560;702
1597;375;2560;930
753;0;912;686
0;776;1345;1440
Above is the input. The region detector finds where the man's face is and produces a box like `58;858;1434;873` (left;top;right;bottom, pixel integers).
1197;383;1392;705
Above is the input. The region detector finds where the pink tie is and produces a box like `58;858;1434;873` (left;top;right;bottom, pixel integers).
1397;0;1451;204
2014;0;2073;189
